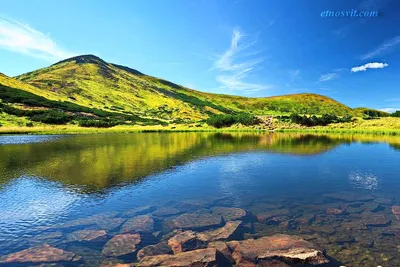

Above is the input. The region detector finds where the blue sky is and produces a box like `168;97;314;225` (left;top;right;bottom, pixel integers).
1;0;400;111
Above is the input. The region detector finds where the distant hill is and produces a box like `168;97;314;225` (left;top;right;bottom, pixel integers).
0;54;358;127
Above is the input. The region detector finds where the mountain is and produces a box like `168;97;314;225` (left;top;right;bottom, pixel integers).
0;54;357;128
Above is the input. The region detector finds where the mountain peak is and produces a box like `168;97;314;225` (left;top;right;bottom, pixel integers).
53;54;107;66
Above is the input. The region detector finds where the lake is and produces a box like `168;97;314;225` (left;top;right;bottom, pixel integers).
0;132;399;266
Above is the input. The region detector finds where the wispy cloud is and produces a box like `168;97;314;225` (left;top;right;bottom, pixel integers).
361;36;400;60
289;69;300;80
0;18;74;61
379;107;399;113
351;62;388;73
319;72;338;82
214;29;270;92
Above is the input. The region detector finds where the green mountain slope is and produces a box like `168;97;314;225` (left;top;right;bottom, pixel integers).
12;55;354;119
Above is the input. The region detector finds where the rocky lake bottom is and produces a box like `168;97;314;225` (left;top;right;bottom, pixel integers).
0;133;399;266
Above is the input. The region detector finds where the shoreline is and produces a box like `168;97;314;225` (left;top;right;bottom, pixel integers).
1;124;400;136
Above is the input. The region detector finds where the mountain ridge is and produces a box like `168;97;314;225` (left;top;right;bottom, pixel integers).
0;54;377;129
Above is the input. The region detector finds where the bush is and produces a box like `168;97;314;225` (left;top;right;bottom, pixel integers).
290;113;352;127
207;113;260;128
78;119;119;128
30;111;72;124
391;110;400;117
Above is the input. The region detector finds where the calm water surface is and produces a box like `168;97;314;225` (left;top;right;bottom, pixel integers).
0;133;399;266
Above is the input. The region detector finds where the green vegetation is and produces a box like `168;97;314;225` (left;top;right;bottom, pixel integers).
1;54;399;134
289;114;353;126
206;113;260;128
391;110;400;117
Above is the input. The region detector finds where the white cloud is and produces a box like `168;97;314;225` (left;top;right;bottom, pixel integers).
351;62;388;73
214;29;270;92
379;107;399;113
319;72;338;82
0;18;74;61
361;36;400;60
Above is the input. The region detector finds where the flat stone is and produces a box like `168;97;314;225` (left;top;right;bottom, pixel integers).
257;260;291;267
360;202;381;212
211;207;246;221
208;241;234;263
165;211;223;230
102;234;142;257
137;248;221;267
256;209;290;223
96;218;126;231
67;230;107;242
153;207;181;217
0;244;81;263
121;215;154;233
329;233;355;244
137;241;172;260
197;221;242;242
326;208;345;215
391;206;400;220
227;234;329;265
361;213;391;227
47;212;118;230
294;214;315;226
324;192;374;202
100;264;132;267
168;231;206;254
122;206;155;217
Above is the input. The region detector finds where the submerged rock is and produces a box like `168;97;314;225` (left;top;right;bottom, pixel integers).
66;230;107;242
168;230;206;254
361;213;391;227
0;244;81;263
256;209;290;223
391;205;400;220
102;234;142;257
211;207;247;221
326;208;345;215
121;215;154;233
153;207;181;217
197;220;243;242
137;248;222;267
96;217;126;231
165;211;223;230
323;192;374;202
122;206;155;217
227;234;329;265
137;241;172;260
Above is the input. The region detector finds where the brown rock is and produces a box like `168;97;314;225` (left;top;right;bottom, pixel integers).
197;221;242;242
361;213;391;227
168;231;206;254
102;234;142;257
0;244;81;263
137;248;221;267
256;209;290;223
211;207;246;221
123;206;155;217
257;260;291;266
208;241;234;263
166;211;223;230
137;241;172;260
96;218;126;231
227;234;328;265
392;206;400;220
67;230;107;242
153;207;181;217
121;215;154;233
100;264;132;267
326;208;345;215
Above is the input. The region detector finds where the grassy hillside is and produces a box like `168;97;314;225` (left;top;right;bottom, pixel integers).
13;55;354;119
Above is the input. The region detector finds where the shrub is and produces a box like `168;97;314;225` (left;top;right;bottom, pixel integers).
78;119;119;128
391;110;400;117
290;113;352;127
207;113;260;128
30;111;72;124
